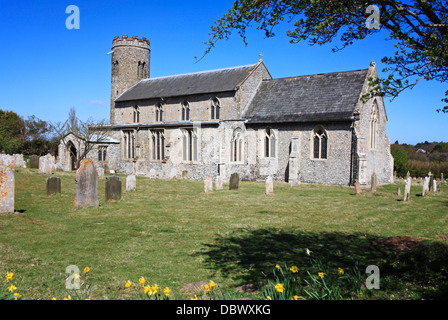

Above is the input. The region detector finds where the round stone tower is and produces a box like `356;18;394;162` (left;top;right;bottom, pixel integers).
110;35;150;124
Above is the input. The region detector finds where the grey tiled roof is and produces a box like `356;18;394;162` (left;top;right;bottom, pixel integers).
115;64;257;102
244;69;369;123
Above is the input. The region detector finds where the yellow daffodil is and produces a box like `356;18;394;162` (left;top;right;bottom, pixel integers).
139;276;146;285
84;267;90;274
52;297;57;300
275;283;284;293
209;281;216;289
293;295;304;300
164;287;171;296
338;267;344;275
318;272;325;279
85;297;91;300
152;284;159;294
13;293;21;300
265;296;272;300
275;264;280;270
144;285;152;295
63;295;72;300
125;280;132;288
190;295;198;300
8;284;17;292
73;273;80;280
290;266;298;273
6;272;14;281
203;284;210;292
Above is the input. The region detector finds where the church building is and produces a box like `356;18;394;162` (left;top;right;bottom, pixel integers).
57;35;394;186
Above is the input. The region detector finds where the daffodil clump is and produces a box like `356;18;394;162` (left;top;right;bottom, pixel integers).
1;271;21;300
57;266;92;300
127;276;172;300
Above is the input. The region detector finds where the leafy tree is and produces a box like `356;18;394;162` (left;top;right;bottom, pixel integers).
203;0;448;112
391;144;409;175
0;109;26;154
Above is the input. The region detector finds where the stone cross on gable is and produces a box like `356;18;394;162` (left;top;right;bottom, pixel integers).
259;52;263;60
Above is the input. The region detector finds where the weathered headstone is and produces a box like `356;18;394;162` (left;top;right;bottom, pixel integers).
0;155;15;213
39;154;55;174
46;177;61;196
204;176;213;193
126;175;136;192
215;176;223;191
266;176;273;195
441;172;445;183
30;155;39;169
403;177;411;201
429;173;434;193
397;183;401;196
354;179;361;195
13;154;26;169
74;159;99;209
97;167;105;180
229;173;239;190
182;170;188;179
433;179;438;193
105;176;121;201
149;168;156;179
406;171;410;179
422;176;430;196
371;172;377;192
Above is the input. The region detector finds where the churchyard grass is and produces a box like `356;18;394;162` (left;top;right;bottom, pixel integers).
1;169;448;299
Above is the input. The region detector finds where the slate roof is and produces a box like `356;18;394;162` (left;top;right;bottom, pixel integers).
115;64;258;102
243;69;369;123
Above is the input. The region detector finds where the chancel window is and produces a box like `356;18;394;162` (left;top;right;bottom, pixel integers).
151;130;165;161
370;101;379;149
210;97;220;120
231;128;244;162
123;131;135;159
182;129;198;162
133;106;140;123
155;103;163;122
313;126;328;159
98;146;107;162
181;101;190;121
264;128;276;158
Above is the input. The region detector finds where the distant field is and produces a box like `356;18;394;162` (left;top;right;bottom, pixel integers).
1;168;448;300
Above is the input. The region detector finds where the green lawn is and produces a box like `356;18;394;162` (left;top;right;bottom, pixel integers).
1;168;448;300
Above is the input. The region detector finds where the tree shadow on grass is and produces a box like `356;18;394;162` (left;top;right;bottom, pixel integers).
195;228;448;299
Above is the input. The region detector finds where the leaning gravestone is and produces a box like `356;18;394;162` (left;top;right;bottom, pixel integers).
105;176;121;201
229;173;239;190
204;176;213;193
266;176;273;195
39;154;55;174
403;177;411;201
46;177;61;196
74;159;99;209
30;155;39;169
215;176;223;191
126;175;136;192
0;155;15;213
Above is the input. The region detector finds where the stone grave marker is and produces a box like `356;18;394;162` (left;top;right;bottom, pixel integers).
403;177;411;201
30;155;39;169
215;176;223;190
266;176;273;195
97;167;105;180
182;170;188;179
422;176;430;196
204;176;213;193
46;177;61;196
39;154;55;174
0;155;15;213
13;154;26;169
429;173;434;193
229;173;239;190
397;183;401;196
354;179;361;195
433;179;437;193
74;159;99;209
126;175;136;192
371;172;377;192
441;172;445;183
105;176;121;202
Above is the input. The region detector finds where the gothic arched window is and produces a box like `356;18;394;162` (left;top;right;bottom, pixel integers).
264;128;276;158
181;101;190;121
151;130;165;161
211;97;220;120
313;126;328;159
370;100;379;149
231;128;244;162
155;102;163;122
133;106;140;123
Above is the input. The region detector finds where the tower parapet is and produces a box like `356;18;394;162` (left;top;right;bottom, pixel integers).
110;35;150;125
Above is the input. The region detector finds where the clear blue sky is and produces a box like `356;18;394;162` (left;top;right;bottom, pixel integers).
0;0;446;145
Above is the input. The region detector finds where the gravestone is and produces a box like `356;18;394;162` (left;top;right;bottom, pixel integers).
429;173;434;193
126;175;136;192
215;176;223;190
74;159;99;209
433;179;437;193
403;177;411;201
39;154;55;174
397;183;401;196
441;173;445;183
46;177;61;196
265;176;273;195
30;155;39;169
371;172;377;192
204;176;213;193
97;167;105;180
354;179;361;195
105;176;121;201
182;170;188;179
0;155;15;213
406;171;410;179
422;176;430;196
229;173;239;190
13;154;26;169
149;169;156;179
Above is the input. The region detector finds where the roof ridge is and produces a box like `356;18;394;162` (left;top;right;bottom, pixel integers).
142;63;258;82
266;68;369;82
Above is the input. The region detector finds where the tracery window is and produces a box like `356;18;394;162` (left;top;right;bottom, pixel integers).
313;126;328;159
